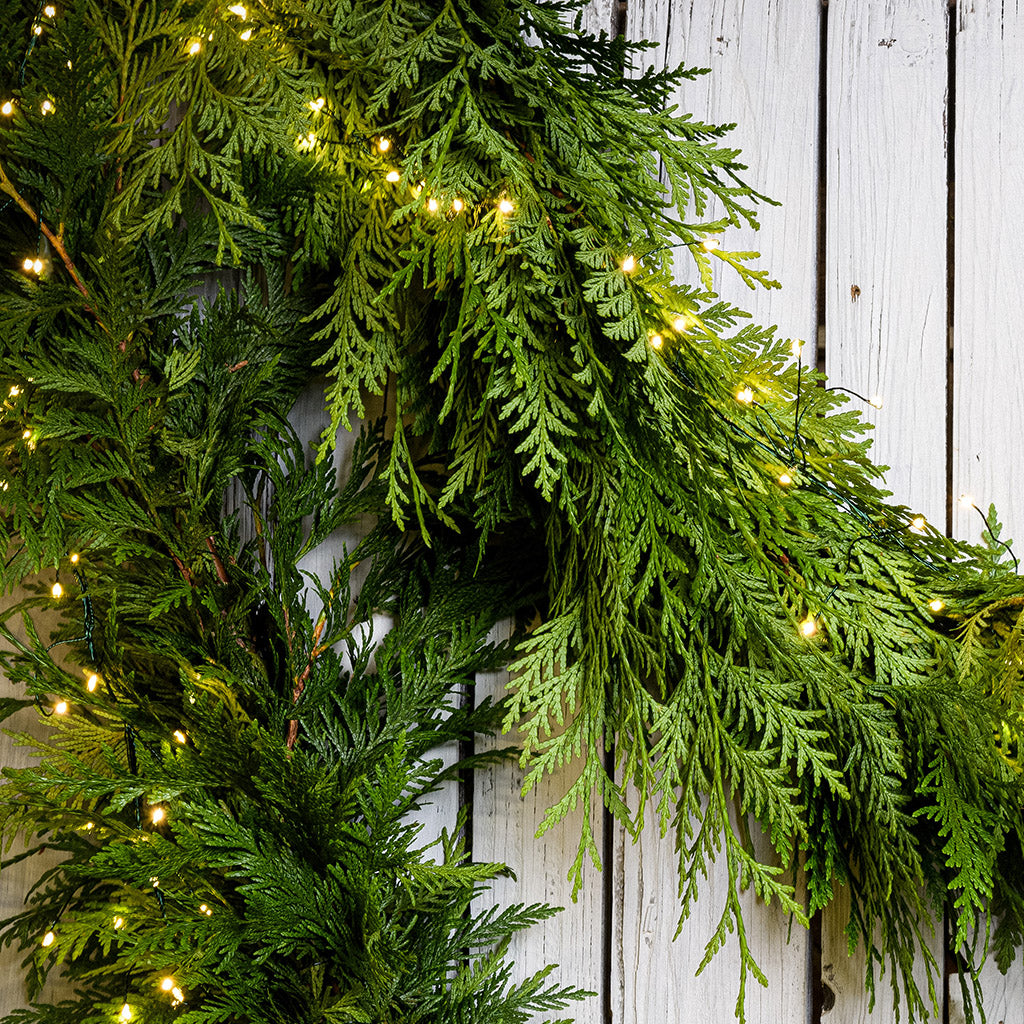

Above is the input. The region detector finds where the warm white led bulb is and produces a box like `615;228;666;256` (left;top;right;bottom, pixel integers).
119;1004;132;1022
308;97;325;112
54;700;68;714
69;552;79;563
649;333;663;350
151;806;165;824
32;258;43;273
385;169;400;183
41;930;55;947
44;4;56;16
51;581;63;599
171;987;184;1002
1;101;12;116
621;254;636;273
86;673;98;692
928;599;945;613
790;338;804;357
736;387;754;405
800;615;817;638
41;100;53;114
160;977;175;992
910;515;926;533
497;198;514;215
702;236;721;252
869;395;883;409
451;197;464;213
173;729;187;743
378;137;391;153
228;3;248;17
113;916;125;929
33;24;42;35
779;471;793;486
426;197;439;213
239;28;253;40
187;40;201;56
959;492;975;507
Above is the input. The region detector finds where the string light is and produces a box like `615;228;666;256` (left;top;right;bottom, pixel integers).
497;197;514;214
173;730;186;743
800;615;818;638
41;99;53;114
702;236;722;252
33;24;42;36
649;333;663;350
54;700;68;714
151;806;165;824
227;3;247;16
86;673;98;692
928;599;945;613
377;137;391;153
779;471;793;486
868;395;883;409
44;4;56;16
187;39;201;56
385;169;400;183
51;581;63;599
451;197;464;212
790;339;804;357
9;385;21;397
171;987;184;1003
959;492;975;508
113;916;125;929
1;101;12;115
308;97;325;112
239;28;253;40
23;257;43;274
119;1004;132;1022
909;516;926;534
69;552;79;563
621;254;636;273
160;978;175;993
736;387;754;405
673;313;697;332
296;132;317;150
199;903;212;916
426;197;439;213
41;930;55;947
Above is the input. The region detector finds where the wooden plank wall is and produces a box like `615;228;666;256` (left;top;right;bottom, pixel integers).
4;1;1024;1022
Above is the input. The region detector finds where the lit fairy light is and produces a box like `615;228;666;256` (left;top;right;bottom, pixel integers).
736;387;754;405
497;197;514;215
621;254;636;273
928;599;945;613
800;615;818;638
451;197;464;212
385;169;400;183
702;236;722;251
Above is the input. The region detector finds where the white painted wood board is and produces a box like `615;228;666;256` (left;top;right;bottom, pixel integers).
628;0;821;352
950;3;1024;1020
473;619;606;1024
820;883;945;1024
824;0;949;529
612;801;810;1024
951;1;1024;551
821;3;950;1018
616;2;819;1018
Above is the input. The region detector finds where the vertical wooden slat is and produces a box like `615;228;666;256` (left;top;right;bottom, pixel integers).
822;1;949;1019
473;619;606;1024
950;0;1024;1014
628;0;821;347
952;4;1024;546
825;0;948;528
614;3;821;1021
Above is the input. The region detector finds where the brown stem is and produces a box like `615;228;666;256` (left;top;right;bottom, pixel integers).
285;614;328;751
205;537;229;585
0;156;103;323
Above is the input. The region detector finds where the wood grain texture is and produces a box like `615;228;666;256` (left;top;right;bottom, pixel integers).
616;3;818;1018
612;804;810;1024
820;884;945;1024
951;2;1024;548
822;3;950;1017
825;0;949;528
950;3;1024;1017
473;619;606;1024
628;0;821;350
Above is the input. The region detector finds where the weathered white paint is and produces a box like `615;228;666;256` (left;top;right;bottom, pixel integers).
613;801;810;1023
825;0;949;530
952;3;1024;549
473;618;606;1024
821;884;944;1024
821;3;950;1018
950;1;1024;1014
630;0;821;351
617;2;819;1020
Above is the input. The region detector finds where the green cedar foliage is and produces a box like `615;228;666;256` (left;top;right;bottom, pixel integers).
1;1;1023;1022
